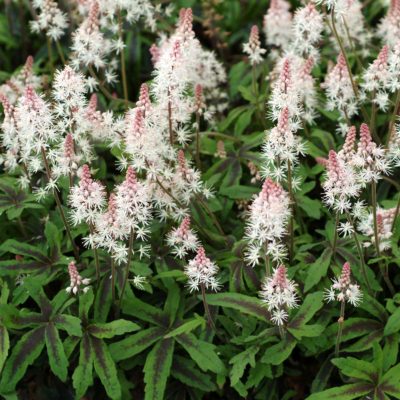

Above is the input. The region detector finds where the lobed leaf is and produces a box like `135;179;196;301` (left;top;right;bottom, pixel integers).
45;323;68;382
144;338;175;400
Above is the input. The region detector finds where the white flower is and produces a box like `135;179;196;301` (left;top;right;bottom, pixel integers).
260;265;299;326
184;246;220;292
325;262;362;306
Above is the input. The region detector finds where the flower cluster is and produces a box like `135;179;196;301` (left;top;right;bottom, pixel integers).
166;216;199;258
263;0;292;55
30;0;68;40
245;178;291;266
184;246;220;292
260;265;298;326
66;261;90;295
325;262;362;306
358;207;397;252
243;25;266;66
322;52;357;119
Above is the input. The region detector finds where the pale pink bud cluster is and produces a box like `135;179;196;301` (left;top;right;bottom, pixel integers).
325;262;362;306
260;265;299;326
184;246;220;292
243;25;266;66
177;8;195;43
166;216;199;258
194;84;205;114
263;0;293;51
322;53;357;118
30;0;68;40
69;164;106;225
137;84;151;116
245;178;291;266
66;261;90;295
338;126;356;163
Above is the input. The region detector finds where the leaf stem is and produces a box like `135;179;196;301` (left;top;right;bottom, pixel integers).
89;223;100;282
287;160;295;264
201;283;215;330
118;228;134;314
334;301;345;357
345;212;371;293
55;40;66;64
118;10;129;108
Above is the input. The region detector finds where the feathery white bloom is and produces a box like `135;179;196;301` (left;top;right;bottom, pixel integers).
243;25;266;66
69;164;106;225
291;3;323;60
377;0;400;47
184;246;220;292
263;0;292;53
166;216;199;258
358;207;396;251
322;52;358;118
353;124;391;184
244;178;291;266
30;0;68;40
260;265;299;326
325;262;362;306
322;149;361;213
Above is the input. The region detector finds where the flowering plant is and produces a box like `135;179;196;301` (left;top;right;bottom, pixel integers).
0;1;400;399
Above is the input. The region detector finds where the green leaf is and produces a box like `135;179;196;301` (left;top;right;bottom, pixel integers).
45;323;68;382
44;220;61;251
306;383;373;400
0;239;47;261
0;325;9;373
88;320;140;339
172;356;217;392
229;346;258;386
144;338;175;400
205;293;269;321
359;294;388;322
297;195;321;219
380;363;400;398
164;318;205;338
122;297;168;326
72;334;94;399
94;275;112;323
53;314;82;337
175;333;226;374
110;327;166;362
219;185;259;200
91;337;121;400
331;357;378;383
261;336;296;365
383;334;399;372
384;308;400;336
304;250;332;292
0;326;45;392
288;292;324;336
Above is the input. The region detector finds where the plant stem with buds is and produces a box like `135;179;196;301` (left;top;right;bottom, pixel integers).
287;160;294;264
